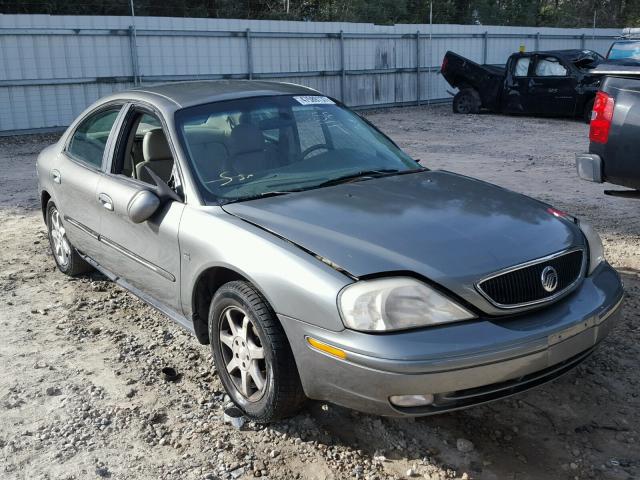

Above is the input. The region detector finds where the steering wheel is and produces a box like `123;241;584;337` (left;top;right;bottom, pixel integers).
301;144;330;160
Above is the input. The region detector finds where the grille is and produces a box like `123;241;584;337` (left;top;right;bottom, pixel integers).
477;249;584;308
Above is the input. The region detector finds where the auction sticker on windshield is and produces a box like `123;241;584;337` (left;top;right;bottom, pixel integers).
294;96;335;105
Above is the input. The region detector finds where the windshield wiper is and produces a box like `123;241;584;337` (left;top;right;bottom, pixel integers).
220;167;427;205
314;167;425;188
220;190;296;205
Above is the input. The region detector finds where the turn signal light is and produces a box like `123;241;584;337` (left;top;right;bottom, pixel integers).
589;91;614;144
306;337;347;360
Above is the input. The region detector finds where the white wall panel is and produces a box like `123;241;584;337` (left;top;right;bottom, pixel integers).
0;14;621;132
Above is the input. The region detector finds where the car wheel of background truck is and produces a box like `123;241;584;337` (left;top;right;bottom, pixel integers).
453;89;481;114
583;98;595;124
209;280;306;422
46;200;93;276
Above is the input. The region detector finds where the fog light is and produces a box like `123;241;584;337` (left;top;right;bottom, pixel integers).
389;394;435;407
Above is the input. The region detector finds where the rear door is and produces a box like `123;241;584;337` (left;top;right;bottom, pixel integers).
97;104;185;313
56;105;124;261
527;55;578;116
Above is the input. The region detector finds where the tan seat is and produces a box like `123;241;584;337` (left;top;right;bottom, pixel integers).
226;123;279;174
136;129;174;184
184;127;230;183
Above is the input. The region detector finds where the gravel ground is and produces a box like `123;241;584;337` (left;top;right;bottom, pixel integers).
1;105;639;480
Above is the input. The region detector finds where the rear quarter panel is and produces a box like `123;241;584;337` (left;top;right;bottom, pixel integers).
36;142;63;217
442;51;504;111
590;76;640;189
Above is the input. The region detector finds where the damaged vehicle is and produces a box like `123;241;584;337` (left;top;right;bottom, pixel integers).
441;49;603;121
37;81;623;421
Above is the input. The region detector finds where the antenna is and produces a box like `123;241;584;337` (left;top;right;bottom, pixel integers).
427;1;433;107
130;0;140;85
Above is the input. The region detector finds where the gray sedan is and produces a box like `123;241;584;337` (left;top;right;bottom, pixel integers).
37;81;623;421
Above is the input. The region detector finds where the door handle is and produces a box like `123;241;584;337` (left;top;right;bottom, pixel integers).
98;193;114;211
51;169;61;184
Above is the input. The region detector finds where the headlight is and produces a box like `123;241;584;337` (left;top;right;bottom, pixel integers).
579;220;605;275
338;277;476;332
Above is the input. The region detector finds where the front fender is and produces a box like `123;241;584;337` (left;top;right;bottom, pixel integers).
179;206;352;332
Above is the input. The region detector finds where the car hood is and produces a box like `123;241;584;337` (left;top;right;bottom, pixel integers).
223;170;584;314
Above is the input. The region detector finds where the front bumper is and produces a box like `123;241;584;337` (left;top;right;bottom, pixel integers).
576;153;603;183
279;262;623;416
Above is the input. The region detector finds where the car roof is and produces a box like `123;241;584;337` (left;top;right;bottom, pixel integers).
120;80;322;109
514;49;597;58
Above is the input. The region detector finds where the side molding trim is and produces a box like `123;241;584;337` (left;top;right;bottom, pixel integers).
65;215;175;282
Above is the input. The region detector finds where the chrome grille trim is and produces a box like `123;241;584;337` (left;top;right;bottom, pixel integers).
475;247;587;309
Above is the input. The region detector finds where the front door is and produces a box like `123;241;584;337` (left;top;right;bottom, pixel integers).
97;106;185;313
526;55;578;116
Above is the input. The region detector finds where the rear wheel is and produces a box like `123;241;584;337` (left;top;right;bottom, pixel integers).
453;88;481;114
209;281;305;422
46;201;92;276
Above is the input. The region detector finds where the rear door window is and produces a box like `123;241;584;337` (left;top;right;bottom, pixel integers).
67;108;121;169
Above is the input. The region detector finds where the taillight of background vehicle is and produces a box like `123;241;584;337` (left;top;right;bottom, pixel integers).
589;91;615;144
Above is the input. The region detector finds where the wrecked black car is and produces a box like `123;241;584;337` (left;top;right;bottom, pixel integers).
441;49;603;122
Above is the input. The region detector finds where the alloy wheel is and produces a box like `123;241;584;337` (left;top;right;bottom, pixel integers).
218;306;267;402
50;208;71;267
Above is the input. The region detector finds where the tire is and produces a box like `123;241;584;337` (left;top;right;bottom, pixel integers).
46;201;93;276
209;281;305;422
453;88;481;114
583;98;595;124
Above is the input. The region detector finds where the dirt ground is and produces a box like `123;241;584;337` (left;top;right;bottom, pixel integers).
1;105;639;480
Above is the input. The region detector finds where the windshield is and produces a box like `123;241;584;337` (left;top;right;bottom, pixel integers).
608;41;640;60
174;95;420;203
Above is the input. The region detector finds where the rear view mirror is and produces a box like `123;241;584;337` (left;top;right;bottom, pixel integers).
127;189;161;223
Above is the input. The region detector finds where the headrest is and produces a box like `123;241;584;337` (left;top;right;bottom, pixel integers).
184;127;228;145
227;124;264;156
143;129;172;162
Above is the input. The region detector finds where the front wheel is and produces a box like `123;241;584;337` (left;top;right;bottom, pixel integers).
209;281;305;422
453;88;481;114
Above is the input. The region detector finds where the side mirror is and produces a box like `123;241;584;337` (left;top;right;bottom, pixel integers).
143;166;182;203
127;189;161;224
